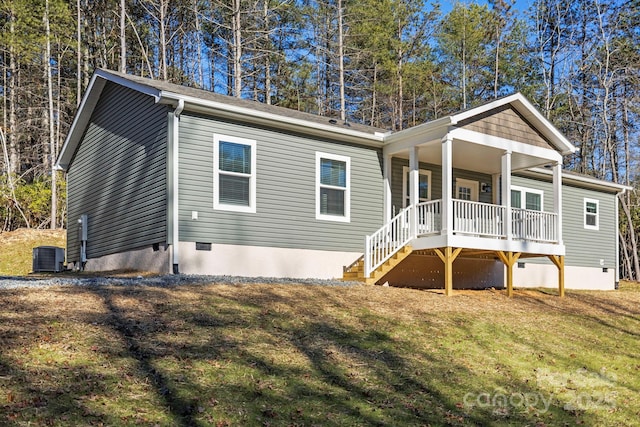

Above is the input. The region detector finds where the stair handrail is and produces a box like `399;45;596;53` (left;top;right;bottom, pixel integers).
364;205;414;278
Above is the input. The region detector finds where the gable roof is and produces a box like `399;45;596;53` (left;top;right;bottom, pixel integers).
57;69;389;170
384;93;576;156
58;70;576;172
453;94;576;155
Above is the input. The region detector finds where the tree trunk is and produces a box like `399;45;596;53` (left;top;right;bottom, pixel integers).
232;0;242;97
263;0;272;105
338;0;345;121
45;0;57;229
160;0;168;80
77;0;82;105
370;62;377;127
120;0;126;73
194;0;204;87
8;11;19;176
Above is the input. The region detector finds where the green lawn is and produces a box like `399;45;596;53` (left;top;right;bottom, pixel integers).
0;228;66;275
1;281;639;426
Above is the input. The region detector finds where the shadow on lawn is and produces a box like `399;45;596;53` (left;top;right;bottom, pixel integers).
3;284;634;426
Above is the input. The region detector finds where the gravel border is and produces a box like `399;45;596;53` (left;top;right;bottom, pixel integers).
0;274;363;290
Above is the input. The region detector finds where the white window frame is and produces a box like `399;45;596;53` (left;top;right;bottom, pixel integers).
511;185;544;211
402;166;431;207
584;198;599;230
316;152;350;222
213;134;257;213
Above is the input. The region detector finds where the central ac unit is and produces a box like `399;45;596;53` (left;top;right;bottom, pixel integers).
32;246;65;273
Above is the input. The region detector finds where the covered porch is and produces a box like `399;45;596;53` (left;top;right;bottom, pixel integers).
358;95;576;296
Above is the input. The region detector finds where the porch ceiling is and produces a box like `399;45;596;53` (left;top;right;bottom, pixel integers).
394;139;554;175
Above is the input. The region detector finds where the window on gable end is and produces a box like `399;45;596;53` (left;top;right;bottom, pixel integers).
584;198;599;230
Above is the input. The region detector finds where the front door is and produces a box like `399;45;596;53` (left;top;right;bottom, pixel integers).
455;178;479;202
454;178;480;234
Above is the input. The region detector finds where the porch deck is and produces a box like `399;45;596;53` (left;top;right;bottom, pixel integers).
357;199;565;296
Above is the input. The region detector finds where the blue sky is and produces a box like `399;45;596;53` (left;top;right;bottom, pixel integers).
440;0;533;14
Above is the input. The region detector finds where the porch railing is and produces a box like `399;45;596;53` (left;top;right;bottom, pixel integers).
512;208;558;243
364;199;559;278
453;199;505;237
364;205;412;277
416;200;442;235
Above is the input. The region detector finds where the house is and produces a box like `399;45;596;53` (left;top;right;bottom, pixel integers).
56;69;629;294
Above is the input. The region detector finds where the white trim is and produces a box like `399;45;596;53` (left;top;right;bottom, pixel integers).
171;103;182;270
450;93;576;155
441;135;453;234
522;167;632;193
213;134;257;213
511;185;544;211
584;198;599;230
455;178;479;202
553;163;562;245
315;152;351;222
448;127;563;163
402;166;431;207
502;151;512;239
383;155;392;223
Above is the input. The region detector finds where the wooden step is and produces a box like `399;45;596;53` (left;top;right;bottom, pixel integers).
342;245;413;284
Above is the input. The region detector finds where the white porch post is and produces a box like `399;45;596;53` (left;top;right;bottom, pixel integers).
409;146;419;237
383;154;392;223
502;151;512;240
441;134;453;235
492;173;500;205
553;162;562;244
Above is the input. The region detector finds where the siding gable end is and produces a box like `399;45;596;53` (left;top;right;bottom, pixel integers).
456;105;555;150
66;82;169;262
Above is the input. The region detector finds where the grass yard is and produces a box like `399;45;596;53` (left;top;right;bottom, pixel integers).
0;228;66;275
1;280;639;426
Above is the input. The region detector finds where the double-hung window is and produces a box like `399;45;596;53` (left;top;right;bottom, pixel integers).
213;134;256;213
316;152;350;222
511;186;543;211
584;198;599;230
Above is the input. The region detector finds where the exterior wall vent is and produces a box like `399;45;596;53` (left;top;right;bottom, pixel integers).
32;246;65;273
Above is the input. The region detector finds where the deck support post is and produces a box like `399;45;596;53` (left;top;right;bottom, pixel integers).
548;255;565;297
496;251;521;297
434;247;462;296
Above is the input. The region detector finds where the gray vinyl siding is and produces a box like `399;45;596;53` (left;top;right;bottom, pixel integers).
390;157;493;215
66;82;168;262
178;113;384;252
512;175;617;269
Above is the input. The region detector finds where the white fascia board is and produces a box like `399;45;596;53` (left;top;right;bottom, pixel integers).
158;91;386;147
95;69;163;101
521;167;632;193
510;96;576;155
56;70;163;171
450;93;576;155
56;73;105;171
450;93;522;123
382;117;453;155
449;127;563;162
